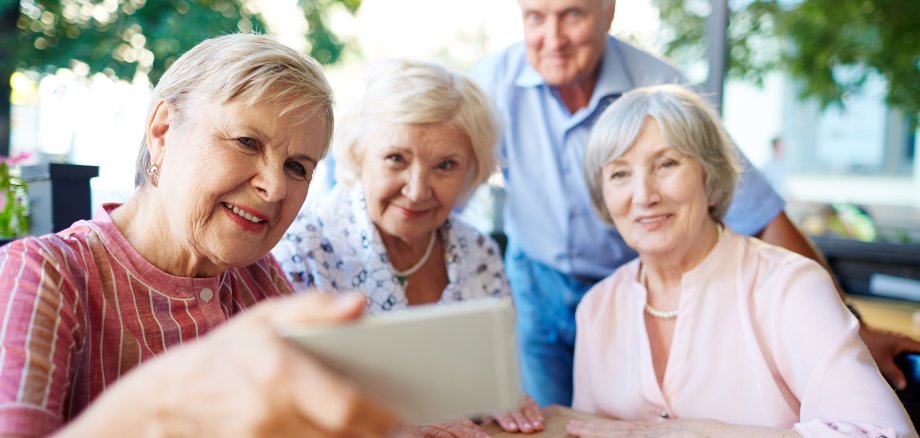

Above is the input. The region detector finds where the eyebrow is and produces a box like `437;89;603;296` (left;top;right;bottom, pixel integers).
291;153;319;165
607;144;676;165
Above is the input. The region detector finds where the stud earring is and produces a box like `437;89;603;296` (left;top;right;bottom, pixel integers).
146;164;160;187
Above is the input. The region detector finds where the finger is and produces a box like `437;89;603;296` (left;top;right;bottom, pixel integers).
492;412;519;432
893;333;920;355
521;396;544;430
418;420;488;438
255;291;366;326
879;356;908;391
285;345;400;435
509;410;537;433
416;425;455;438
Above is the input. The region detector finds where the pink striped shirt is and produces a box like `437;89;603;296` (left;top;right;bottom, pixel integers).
0;204;294;436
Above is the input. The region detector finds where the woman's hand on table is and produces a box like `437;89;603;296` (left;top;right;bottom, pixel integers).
489;394;545;433
417;418;489;437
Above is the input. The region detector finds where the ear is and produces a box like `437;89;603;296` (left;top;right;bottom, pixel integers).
603;0;616;30
146;99;172;165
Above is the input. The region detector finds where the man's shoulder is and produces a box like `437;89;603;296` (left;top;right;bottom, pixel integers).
469;42;528;92
606;35;686;85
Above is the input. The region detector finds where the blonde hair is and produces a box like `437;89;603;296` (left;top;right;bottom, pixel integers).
334;59;499;201
135;33;334;187
584;84;740;224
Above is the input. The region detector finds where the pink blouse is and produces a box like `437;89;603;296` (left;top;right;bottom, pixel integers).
573;229;916;437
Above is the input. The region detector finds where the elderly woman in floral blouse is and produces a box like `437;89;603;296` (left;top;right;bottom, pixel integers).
272;60;543;435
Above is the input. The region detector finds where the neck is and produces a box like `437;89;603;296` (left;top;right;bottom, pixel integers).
556;64;601;113
379;228;436;272
111;191;221;278
640;222;723;295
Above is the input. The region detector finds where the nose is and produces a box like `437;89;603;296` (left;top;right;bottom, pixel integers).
632;172;660;207
253;164;287;203
401;167;432;202
544;16;567;50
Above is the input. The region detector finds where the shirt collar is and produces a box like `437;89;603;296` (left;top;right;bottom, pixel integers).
513;35;636;109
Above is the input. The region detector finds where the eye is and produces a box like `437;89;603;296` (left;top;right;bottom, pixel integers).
563;9;584;20
523;12;542;24
235;137;259;152
659;158;680;169
385;153;406;164
436;160;457;171
285;160;310;181
605;168;629;183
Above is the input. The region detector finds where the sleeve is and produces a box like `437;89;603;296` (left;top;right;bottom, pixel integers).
571;288;602;413
271;210;346;294
473;231;511;300
722;142;786;236
763;258;916;437
0;238;82;437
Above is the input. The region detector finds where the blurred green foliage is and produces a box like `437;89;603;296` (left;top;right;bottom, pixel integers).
0;0;360;84
0;154;29;238
651;0;920;116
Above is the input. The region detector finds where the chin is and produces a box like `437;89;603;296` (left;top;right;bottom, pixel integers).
540;70;575;87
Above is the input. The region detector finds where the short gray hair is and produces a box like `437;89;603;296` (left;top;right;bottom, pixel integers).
135;33;335;187
334;59;499;201
584;84;739;224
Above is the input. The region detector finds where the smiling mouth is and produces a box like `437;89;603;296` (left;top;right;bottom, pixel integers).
223;202;264;224
636;215;671;225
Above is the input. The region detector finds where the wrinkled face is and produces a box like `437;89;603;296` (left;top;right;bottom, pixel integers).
602;118;715;258
518;0;615;86
152;98;325;270
358;120;474;244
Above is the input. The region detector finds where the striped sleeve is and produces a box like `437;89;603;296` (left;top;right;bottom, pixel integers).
0;237;83;437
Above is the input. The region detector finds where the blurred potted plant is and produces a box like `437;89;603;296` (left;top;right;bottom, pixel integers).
0;152;30;238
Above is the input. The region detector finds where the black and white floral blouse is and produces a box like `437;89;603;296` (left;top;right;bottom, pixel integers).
272;186;510;314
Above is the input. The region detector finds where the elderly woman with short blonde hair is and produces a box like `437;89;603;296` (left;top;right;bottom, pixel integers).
568;84;914;437
0;34;399;436
274;59;545;434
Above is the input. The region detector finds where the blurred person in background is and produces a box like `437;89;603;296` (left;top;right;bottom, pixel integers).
761;136;787;196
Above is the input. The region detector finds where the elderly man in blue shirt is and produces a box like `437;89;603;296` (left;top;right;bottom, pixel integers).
470;0;920;407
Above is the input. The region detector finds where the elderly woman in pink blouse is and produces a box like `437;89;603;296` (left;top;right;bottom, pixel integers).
568;84;915;437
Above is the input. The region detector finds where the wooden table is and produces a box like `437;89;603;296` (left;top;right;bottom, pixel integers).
479;405;601;437
850;295;920;338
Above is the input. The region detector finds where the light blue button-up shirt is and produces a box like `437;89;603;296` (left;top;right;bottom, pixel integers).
470;35;784;279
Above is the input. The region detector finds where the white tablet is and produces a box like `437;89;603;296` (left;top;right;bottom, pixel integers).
280;297;521;423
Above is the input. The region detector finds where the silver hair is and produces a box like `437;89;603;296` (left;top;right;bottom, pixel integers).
135;33;335;187
583;84;740;224
333;59;499;202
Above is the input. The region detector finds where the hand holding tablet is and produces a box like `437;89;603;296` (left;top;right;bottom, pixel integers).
281;297;521;424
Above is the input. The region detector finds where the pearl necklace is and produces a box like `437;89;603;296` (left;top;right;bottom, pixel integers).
641;224;723;319
393;231;437;288
640;264;679;319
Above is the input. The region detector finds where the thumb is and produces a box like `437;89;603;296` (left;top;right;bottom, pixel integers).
248;292;367;326
879;357;908;391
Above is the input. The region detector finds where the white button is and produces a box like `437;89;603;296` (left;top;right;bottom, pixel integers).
199;288;214;302
660;411;670;419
